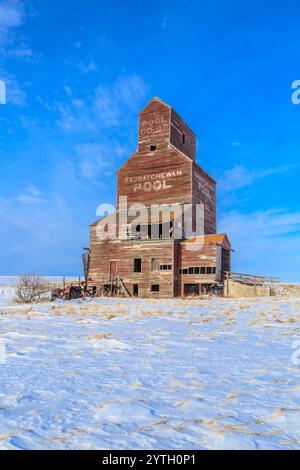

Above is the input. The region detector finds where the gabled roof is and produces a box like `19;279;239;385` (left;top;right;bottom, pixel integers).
183;233;231;248
139;96;171;114
140;96;196;137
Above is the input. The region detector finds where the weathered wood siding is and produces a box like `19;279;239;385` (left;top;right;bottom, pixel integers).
89;229;174;297
117;148;192;209
192;162;216;234
138;99;170;154
88;97;231;298
177;240;217;296
170;108;196;161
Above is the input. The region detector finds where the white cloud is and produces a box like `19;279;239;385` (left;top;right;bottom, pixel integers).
56;74;149;181
57;74;149;131
161;16;169;32
16;185;47;204
0;0;23;32
8;44;41;62
0;1;35;106
78;61;97;74
3;74;26;105
25;184;41;197
64;86;72;96
219;164;293;193
94;74;149;126
0;191;83;274
219;208;300;281
76;142;129;180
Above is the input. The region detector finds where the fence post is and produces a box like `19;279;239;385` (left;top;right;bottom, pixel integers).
226;272;229;297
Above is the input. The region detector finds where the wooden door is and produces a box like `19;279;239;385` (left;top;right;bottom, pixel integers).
109;260;117;280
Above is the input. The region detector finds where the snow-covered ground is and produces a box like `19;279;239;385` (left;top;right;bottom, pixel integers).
0;289;300;449
0;276;78;307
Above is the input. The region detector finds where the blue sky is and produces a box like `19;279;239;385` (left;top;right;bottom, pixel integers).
0;0;300;281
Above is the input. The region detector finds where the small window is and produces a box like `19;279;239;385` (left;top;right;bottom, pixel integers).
206;267;212;274
151;284;160;292
160;264;172;271
182;133;185;144
200;267;206;274
182;268;188;274
195;267;200;274
150;145;157;152
134;258;142;273
212;267;216;274
151;258;160;271
188;267;194;274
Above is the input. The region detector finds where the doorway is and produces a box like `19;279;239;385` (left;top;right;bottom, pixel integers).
133;284;139;296
109;260;117;280
184;284;200;296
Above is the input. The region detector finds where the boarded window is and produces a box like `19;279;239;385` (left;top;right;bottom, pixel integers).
151;284;160;292
151;258;160;271
134;258;142;273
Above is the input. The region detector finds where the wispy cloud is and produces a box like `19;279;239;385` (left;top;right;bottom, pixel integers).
219;208;300;281
56;74;149;181
76;142;129;180
8;43;41;62
161;15;169;33
2;73;27;105
57;74;149;131
0;0;23;35
219;164;294;193
0;1;36;106
16;185;47;204
0;190;82;275
78;61;97;74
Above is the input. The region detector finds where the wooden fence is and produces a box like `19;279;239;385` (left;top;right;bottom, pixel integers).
224;271;279;284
